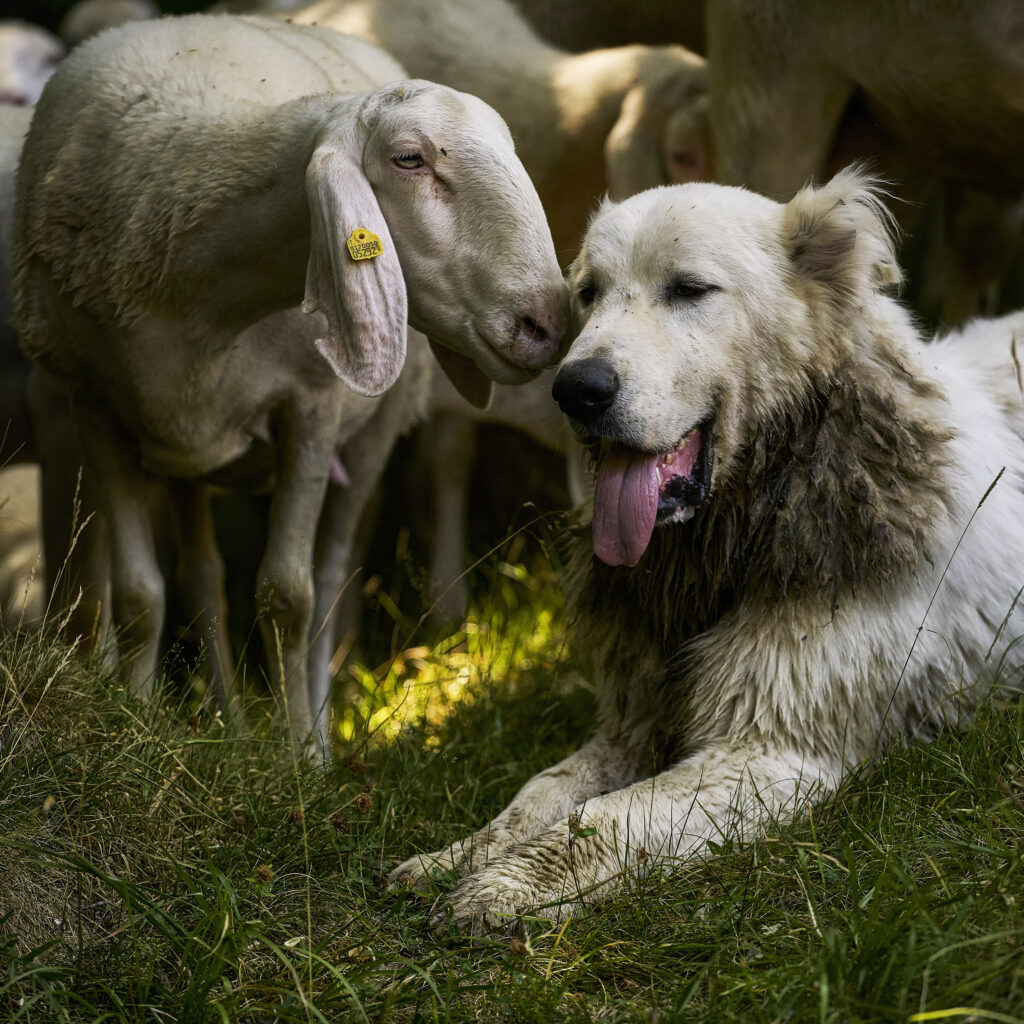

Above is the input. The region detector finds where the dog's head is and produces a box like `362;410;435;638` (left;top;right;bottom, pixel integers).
554;167;901;567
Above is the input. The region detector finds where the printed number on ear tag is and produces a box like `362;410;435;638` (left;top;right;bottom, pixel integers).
347;228;384;261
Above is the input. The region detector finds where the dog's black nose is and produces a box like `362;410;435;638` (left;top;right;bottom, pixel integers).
552;358;620;422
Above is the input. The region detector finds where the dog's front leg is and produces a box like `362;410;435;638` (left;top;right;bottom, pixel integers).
436;743;841;935
388;732;643;889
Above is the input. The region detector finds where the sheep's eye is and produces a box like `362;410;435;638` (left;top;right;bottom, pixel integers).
666;277;717;302
577;282;597;306
392;152;425;170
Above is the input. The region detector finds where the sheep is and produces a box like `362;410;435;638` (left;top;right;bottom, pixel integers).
706;0;1024;325
0;105;34;464
287;0;708;262
58;0;161;50
0;23;63;107
13;14;567;749
0;112;45;631
511;0;705;56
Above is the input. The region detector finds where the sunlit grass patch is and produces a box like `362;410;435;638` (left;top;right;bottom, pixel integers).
335;554;572;745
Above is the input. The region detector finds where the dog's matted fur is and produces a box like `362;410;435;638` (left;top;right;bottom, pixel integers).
390;168;1024;934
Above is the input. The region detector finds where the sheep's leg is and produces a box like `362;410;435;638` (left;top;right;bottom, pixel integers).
389;731;647;889
706;1;852;195
169;479;238;716
258;396;341;749
309;372;427;753
438;744;842;935
308;455;385;751
29;367;109;647
424;411;477;623
77;402;165;697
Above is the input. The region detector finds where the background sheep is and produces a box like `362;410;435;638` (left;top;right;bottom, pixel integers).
0;106;45;630
511;0;704;55
57;0;159;48
0;105;34;465
0;22;62;107
707;0;1024;326
14;14;566;749
421;370;586;623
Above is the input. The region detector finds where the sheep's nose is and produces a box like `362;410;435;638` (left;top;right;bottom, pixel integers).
512;287;569;370
552;358;620;422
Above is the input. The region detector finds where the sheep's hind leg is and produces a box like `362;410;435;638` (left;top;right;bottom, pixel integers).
423;411;476;624
77;401;165;698
309;420;405;754
30;367;110;650
170;480;239;716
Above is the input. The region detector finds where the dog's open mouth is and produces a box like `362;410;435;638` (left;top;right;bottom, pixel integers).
591;420;713;567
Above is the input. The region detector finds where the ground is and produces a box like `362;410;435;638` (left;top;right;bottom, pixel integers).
1;543;1023;1023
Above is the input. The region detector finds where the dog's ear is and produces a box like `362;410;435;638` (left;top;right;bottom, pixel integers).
781;166;901;303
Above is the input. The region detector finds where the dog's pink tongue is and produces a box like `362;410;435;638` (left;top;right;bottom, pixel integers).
593;447;660;567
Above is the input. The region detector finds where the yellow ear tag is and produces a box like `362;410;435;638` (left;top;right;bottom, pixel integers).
346;228;384;261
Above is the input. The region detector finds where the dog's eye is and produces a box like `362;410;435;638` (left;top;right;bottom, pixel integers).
392;152;425;170
666;278;718;302
577;282;597;306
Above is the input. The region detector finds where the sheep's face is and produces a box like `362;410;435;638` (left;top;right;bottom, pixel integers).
603;49;708;201
0;23;63;106
362;83;568;388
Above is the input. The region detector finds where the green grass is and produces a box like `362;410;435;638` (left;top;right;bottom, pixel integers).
1;550;1023;1023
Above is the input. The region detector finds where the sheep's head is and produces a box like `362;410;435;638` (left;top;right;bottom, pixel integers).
305;81;567;406
0;22;63;106
604;47;708;200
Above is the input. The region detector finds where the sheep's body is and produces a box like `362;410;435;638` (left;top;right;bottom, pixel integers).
511;0;704;55
291;0;707;260
14;14;565;749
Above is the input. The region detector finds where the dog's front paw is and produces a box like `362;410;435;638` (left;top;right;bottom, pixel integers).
430;869;539;936
387;847;458;891
388;827;522;893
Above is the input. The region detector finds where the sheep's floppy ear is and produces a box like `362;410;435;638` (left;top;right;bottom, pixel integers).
429;339;494;409
604;86;707;199
781;166;901;303
303;142;407;397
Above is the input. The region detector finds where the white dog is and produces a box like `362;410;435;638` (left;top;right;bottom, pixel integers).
390;168;1024;934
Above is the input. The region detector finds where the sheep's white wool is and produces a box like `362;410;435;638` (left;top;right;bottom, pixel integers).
12;14;565;750
391;169;1024;934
